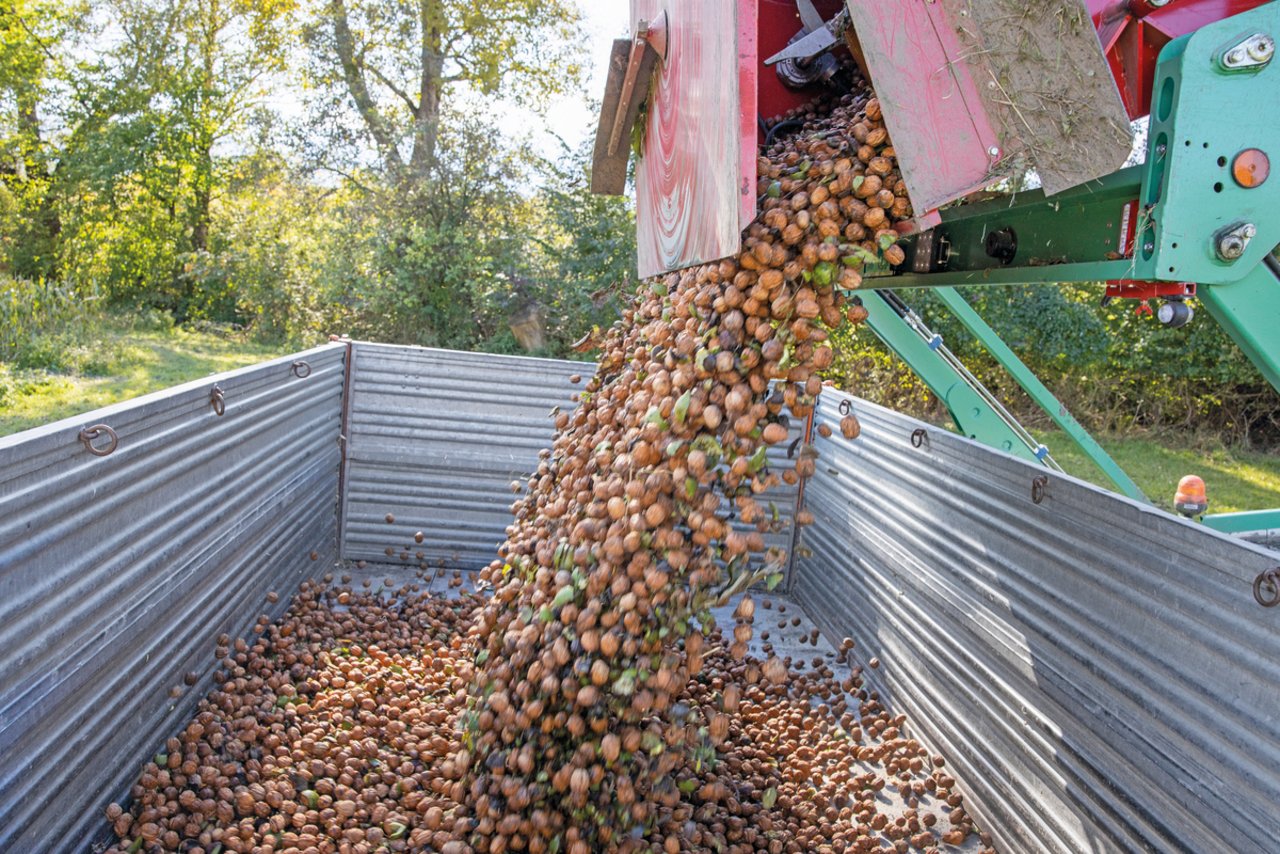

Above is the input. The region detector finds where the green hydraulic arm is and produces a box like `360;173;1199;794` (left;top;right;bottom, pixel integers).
931;287;1148;502
859;291;1058;467
845;3;1280;526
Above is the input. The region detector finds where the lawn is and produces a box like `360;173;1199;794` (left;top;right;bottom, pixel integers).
1038;428;1280;515
0;322;288;437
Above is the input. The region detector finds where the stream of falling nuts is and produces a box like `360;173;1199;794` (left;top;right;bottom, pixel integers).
104;75;995;854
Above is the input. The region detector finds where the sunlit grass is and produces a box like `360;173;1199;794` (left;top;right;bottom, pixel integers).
1039;428;1280;515
1;323;287;437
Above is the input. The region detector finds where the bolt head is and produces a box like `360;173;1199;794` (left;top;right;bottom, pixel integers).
1249;35;1275;60
1218;235;1245;260
987;146;1000;158
1227;48;1245;65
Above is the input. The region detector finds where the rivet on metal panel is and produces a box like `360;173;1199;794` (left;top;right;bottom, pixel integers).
291;360;312;378
209;385;226;417
78;424;119;457
1031;475;1049;504
1253;568;1280;607
910;428;928;449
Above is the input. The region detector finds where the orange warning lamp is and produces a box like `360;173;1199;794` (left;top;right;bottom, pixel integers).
1174;475;1208;518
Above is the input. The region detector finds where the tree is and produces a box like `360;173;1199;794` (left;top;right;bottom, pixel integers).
302;0;584;185
0;0;77;276
56;0;294;314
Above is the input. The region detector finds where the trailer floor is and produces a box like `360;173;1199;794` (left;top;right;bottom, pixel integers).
336;560;989;852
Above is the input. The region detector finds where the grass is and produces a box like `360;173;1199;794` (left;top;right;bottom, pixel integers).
1040;428;1280;515
0;319;288;437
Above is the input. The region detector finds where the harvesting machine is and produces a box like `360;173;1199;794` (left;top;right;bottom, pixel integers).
593;0;1280;531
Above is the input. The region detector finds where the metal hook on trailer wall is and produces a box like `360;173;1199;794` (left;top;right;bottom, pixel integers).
291;360;312;379
1031;475;1050;505
78;424;119;457
910;428;928;449
1253;568;1280;608
209;386;226;417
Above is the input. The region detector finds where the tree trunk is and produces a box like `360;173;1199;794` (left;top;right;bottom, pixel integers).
409;0;443;179
331;0;407;179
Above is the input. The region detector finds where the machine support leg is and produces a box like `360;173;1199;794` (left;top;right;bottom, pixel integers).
931;287;1148;503
860;291;1052;467
1197;257;1280;397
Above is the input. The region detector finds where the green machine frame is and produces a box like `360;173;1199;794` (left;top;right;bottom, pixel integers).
856;2;1280;530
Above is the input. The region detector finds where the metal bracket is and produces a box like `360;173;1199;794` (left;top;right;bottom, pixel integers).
1214;221;1257;262
1218;32;1275;71
209;386;226;417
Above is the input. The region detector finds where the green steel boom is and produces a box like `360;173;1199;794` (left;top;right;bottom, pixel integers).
848;3;1280;527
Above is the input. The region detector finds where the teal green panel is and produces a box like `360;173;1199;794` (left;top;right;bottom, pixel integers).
1197;259;1280;393
1145;2;1280;284
1202;508;1280;534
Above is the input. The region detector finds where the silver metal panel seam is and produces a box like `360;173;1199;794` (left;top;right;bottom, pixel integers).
791;389;1280;854
0;343;346;852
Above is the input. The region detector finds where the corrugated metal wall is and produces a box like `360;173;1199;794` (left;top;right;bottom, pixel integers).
339;344;807;579
0;343;345;852
793;389;1280;854
340;344;586;568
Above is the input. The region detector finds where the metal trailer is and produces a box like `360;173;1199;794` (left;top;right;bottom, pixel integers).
2;342;1277;853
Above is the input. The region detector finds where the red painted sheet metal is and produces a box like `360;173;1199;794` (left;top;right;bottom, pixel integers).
756;0;846;123
738;0;759;233
1089;0;1269;118
845;0;1002;216
634;0;750;278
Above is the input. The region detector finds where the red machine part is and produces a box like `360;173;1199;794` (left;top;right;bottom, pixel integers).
1105;279;1197;299
756;0;846;125
1088;0;1271;119
631;0;757;278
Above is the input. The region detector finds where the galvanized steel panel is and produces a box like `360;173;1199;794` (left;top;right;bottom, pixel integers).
341;344;586;568
341;344;807;580
793;390;1280;853
0;343;346;851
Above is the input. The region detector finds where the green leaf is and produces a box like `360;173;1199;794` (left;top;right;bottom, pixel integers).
766;572;784;591
539;606;553;622
685;476;698;500
747;445;768;474
762;786;778;808
551;585;575;610
766;181;781;198
673;389;692;425
813;261;835;286
644;406;669;430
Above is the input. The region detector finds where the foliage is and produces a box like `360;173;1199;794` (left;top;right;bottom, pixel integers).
299;0;584;183
827;284;1280;447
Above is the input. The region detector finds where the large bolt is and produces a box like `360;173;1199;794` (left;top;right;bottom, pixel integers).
1215;223;1257;261
1248;34;1275;62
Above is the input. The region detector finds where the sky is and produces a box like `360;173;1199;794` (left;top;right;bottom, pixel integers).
519;2;631;158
